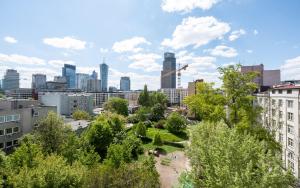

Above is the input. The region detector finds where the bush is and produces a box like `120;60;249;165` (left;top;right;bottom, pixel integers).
135;122;147;137
154;120;166;129
136;107;151;122
143;120;152;128
152;133;163;146
165;112;186;134
72;109;90;120
127;114;139;124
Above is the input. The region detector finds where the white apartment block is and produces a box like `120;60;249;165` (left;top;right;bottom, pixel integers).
159;88;188;107
256;85;300;178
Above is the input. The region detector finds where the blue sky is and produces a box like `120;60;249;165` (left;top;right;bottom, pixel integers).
0;0;300;90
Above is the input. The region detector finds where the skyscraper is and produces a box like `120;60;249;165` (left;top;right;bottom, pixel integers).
32;74;46;89
120;76;130;91
76;73;89;91
2;69;19;91
100;60;108;92
161;52;176;89
62;64;76;89
90;70;98;80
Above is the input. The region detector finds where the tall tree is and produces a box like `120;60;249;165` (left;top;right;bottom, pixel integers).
138;85;151;107
103;97;129;116
218;64;259;126
184;82;226;122
186;121;295;188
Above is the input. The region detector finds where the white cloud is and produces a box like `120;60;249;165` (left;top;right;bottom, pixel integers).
206;45;238;58
253;29;258;35
128;53;162;72
228;29;246;41
112;37;151;53
43;36;86;50
0;53;46;65
4;36;18;44
161;0;220;12
100;48;109;53
246;50;253;53
161;16;230;50
48;60;76;68
281;56;300;80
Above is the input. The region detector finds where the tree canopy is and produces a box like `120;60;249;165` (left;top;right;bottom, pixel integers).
103;97;129;116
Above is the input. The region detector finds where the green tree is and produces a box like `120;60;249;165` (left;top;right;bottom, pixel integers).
165;112;186;133
35;111;71;154
184;82;226;121
150;103;165;122
218;64;259;126
136;106;151;122
149;91;168;107
84;119;113;159
8;154;86;188
103;97;129;116
186;121;296;188
72;109;90;120
138;85;151;107
152;133;163;146
135;122;147;137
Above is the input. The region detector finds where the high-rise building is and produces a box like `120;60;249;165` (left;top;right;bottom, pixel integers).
90;70;98;80
161;52;176;89
87;79;101;92
32;74;46;90
2;69;19;91
241;64;280;91
120;76;130;91
76;73;89;91
100;61;108;92
62;64;76;89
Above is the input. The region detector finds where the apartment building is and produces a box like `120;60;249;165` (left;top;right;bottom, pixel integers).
0;99;56;151
256;84;300;178
159;88;188;107
38;92;93;116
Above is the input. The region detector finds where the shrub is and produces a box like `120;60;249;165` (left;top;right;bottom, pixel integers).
135;122;147;137
165;112;186;134
152;133;163;146
154;120;165;129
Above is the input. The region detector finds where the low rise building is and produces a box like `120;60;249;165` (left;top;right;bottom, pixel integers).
159;88;188;107
5;88;34;99
38;92;93;116
0;99;56;151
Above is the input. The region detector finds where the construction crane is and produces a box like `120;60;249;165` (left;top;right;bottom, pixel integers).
161;63;188;88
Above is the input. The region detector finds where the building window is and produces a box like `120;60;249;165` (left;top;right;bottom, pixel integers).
0;143;3;149
13;127;19;133
272;119;276;127
5;128;12;135
259;98;263;104
288;125;294;134
0;116;4;123
279;111;283;118
278;122;283;129
272;99;276;105
288;138;294;147
279;133;283;143
287;100;293;108
288;112;294;121
288;160;295;171
272;109;276;116
287;90;292;94
288;151;295;160
278;99;283;107
279;90;282;94
13;140;18;145
5;115;13;122
0;130;3;136
6;141;12;148
272;90;276;94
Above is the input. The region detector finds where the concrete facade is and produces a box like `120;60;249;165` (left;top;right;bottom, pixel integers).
0;99;56;151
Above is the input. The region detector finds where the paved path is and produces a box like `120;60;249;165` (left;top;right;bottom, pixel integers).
155;151;190;188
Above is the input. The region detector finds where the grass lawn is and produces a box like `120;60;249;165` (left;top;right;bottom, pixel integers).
146;128;188;142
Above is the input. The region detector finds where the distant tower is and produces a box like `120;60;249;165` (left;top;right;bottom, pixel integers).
100;58;109;92
62;64;76;88
120;76;131;91
2;69;20;91
161;52;176;89
32;74;47;89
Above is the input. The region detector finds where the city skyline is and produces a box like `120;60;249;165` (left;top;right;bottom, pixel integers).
0;0;300;90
